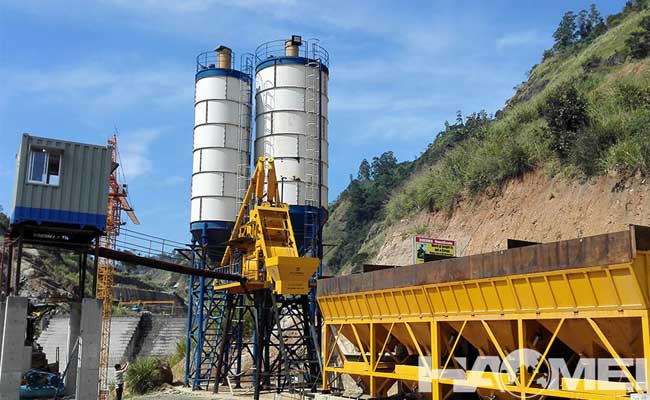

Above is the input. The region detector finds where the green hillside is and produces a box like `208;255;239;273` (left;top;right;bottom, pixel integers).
324;1;650;274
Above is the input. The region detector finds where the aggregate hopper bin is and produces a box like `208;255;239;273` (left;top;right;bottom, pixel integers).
317;226;650;399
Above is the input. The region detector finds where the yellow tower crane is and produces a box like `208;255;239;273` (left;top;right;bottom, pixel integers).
96;135;139;400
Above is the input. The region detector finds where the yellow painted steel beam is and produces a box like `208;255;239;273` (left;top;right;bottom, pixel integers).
323;313;650;400
527;318;564;389
587;317;642;394
320;308;648;324
481;320;520;388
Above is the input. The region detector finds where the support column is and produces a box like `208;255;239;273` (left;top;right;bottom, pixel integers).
75;298;102;400
369;323;375;396
65;302;81;395
518;319;527;400
0;296;28;400
322;323;328;391
79;253;87;300
5;243;13;296
431;320;440;400
13;232;23;295
92;232;100;297
0;300;5;350
642;313;650;393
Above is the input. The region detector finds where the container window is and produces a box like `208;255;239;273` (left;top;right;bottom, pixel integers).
28;148;62;186
28;150;47;183
47;153;61;185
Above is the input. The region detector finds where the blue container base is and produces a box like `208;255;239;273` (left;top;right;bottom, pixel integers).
11;206;106;230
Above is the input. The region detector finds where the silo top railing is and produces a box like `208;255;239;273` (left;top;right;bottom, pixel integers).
254;39;329;69
196;50;254;73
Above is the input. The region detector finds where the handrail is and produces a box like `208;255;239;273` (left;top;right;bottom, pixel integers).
254;39;329;68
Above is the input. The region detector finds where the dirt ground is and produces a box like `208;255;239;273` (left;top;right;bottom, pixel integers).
132;386;306;400
373;170;650;266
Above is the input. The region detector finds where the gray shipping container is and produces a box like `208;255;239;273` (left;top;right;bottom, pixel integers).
10;133;111;230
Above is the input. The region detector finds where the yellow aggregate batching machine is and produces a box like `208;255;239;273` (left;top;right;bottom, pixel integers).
211;157;321;399
318;226;650;400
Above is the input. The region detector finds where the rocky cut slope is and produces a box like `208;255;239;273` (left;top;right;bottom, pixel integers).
324;1;650;274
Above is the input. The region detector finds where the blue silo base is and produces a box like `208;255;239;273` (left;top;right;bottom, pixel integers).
190;221;235;263
288;205;328;256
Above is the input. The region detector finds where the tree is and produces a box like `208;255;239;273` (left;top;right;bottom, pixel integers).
553;11;578;50
577;5;605;40
455;110;463;125
370;151;399;193
588;4;606;37
625;0;650;12
577;9;592;40
0;205;9;234
357;159;371;180
541;84;589;159
627;16;650;59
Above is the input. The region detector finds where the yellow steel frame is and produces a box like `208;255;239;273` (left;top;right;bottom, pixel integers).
217;157;319;295
320;252;650;399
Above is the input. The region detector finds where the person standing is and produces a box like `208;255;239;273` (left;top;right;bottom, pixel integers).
114;362;129;400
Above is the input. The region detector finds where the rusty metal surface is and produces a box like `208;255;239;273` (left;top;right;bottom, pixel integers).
362;264;398;273
318;225;647;297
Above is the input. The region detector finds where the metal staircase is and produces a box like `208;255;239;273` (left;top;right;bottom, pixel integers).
186;246;231;390
236;54;254;212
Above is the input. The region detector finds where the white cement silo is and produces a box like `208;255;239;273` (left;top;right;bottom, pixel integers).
191;46;252;259
254;36;329;255
254;37;329;209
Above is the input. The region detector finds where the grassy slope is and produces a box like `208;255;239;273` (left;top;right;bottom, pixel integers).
322;197;349;275
323;6;650;274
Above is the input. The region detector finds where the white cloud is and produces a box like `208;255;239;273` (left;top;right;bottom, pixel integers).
161;175;186;186
0;61;189;113
117;128;162;180
497;30;550;49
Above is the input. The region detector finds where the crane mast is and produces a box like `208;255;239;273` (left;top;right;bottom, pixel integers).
96;134;139;399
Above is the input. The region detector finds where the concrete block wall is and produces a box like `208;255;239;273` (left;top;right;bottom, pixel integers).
140;317;186;358
38;317;70;373
0;297;28;400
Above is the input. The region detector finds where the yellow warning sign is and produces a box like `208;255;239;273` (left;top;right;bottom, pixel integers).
414;236;455;264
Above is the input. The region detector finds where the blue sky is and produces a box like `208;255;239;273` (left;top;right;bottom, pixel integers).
0;0;626;244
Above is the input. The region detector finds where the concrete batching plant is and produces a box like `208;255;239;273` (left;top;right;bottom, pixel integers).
186;36;330;395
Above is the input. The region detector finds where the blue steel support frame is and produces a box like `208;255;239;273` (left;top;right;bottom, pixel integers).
184;243;196;386
185;224;219;390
